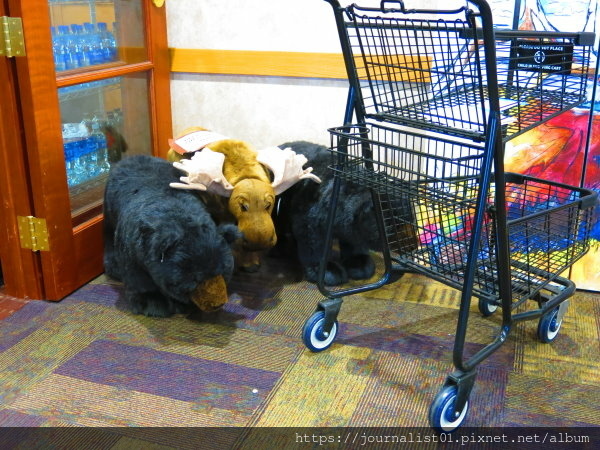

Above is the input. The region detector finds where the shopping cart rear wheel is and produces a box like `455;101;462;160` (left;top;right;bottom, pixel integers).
302;311;338;352
428;385;469;433
537;306;562;343
478;298;498;316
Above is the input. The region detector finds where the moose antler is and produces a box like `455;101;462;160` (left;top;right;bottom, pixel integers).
170;148;234;197
256;146;321;195
171;145;321;197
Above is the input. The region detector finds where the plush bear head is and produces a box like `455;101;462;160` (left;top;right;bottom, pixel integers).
138;215;241;312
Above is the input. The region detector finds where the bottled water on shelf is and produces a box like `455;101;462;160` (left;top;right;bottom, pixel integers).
91;115;111;174
62;25;80;70
63;139;78;187
63;115;113;187
83;22;104;66
51;21;119;72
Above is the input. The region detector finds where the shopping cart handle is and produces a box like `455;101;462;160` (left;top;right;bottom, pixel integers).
460;28;596;45
375;0;496;16
380;1;406;12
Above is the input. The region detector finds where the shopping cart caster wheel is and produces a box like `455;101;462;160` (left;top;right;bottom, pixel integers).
478;298;498;316
537;306;562;343
302;311;338;352
428;385;469;433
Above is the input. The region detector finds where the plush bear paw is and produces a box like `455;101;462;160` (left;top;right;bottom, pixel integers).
103;256;122;281
304;261;348;286
236;250;261;273
239;262;261;273
342;254;375;280
127;292;176;317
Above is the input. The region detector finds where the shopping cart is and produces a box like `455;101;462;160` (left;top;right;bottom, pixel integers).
303;0;598;432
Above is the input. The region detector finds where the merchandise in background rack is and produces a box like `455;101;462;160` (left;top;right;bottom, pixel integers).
303;0;598;432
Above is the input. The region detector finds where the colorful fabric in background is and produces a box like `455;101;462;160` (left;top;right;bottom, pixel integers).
414;1;599;289
500;0;600;291
506;111;600;289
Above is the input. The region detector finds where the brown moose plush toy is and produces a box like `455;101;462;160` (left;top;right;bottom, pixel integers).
167;127;321;271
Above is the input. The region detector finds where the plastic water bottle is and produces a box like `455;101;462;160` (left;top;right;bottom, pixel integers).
62;26;80;70
58;26;76;70
65;138;87;186
77;24;92;67
51;27;65;72
91;116;110;175
97;22;117;62
70;24;89;67
83;22;104;66
52;26;67;71
63;140;75;186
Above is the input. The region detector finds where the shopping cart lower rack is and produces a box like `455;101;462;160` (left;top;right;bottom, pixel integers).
303;122;597;431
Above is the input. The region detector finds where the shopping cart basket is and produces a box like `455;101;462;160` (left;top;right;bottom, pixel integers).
303;0;598;432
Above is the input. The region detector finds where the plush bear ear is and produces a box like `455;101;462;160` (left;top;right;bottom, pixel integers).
139;216;184;258
158;239;180;262
136;221;157;249
218;223;242;244
354;198;374;221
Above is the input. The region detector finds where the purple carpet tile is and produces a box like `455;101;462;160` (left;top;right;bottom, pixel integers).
0;409;46;427
466;365;510;427
0;301;54;352
61;283;122;308
55;340;281;410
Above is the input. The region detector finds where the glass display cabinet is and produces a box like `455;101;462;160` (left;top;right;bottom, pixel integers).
51;0;157;224
0;0;171;299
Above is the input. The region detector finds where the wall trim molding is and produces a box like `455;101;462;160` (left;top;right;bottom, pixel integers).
169;48;348;79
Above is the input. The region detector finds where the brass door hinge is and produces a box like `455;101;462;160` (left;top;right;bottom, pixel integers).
18;216;49;252
0;16;25;58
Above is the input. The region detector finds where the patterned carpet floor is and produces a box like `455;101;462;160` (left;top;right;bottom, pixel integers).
0;254;599;447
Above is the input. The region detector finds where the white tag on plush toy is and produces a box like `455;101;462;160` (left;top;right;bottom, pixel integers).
169;130;229;154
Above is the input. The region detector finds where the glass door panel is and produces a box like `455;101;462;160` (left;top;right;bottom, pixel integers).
58;72;152;223
49;0;147;74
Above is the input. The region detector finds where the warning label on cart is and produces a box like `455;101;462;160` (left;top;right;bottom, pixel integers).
515;40;573;74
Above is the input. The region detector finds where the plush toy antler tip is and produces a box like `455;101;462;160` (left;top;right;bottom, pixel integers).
256;146;321;195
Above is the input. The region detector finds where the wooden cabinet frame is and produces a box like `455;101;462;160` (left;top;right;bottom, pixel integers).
0;9;44;298
0;0;172;300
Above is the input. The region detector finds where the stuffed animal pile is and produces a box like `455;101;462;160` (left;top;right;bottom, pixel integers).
103;130;413;316
103;129;322;316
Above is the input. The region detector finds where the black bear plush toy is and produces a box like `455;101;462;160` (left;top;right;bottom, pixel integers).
103;155;241;317
274;141;416;286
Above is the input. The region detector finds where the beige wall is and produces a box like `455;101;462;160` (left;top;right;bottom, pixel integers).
165;0;459;147
167;0;345;147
